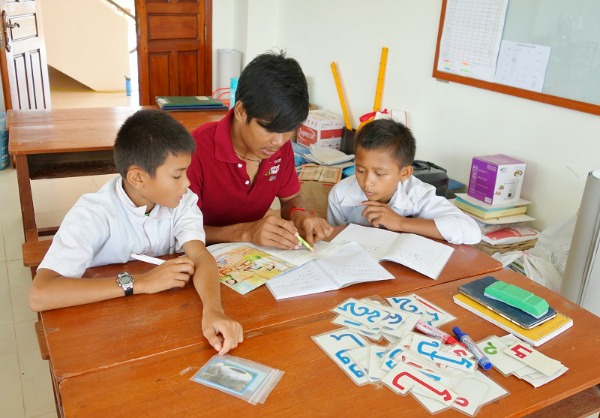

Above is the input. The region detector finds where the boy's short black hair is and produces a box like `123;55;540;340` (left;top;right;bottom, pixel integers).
355;119;416;168
114;109;195;177
235;50;309;133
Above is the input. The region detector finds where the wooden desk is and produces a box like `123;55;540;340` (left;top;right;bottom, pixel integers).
56;269;600;417
40;243;500;383
7;106;226;242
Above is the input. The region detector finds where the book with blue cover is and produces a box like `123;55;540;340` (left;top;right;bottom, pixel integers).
155;96;228;111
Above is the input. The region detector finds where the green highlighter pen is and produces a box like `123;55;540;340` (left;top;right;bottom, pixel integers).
295;233;314;252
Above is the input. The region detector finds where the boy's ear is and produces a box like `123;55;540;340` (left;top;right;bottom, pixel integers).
126;165;148;189
400;164;414;180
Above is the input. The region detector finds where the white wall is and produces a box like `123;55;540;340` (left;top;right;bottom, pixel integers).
213;0;600;231
40;0;130;91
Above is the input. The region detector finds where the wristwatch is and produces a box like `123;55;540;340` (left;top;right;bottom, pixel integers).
116;272;134;296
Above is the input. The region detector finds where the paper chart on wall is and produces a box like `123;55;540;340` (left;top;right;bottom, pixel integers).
495;40;551;92
437;0;509;82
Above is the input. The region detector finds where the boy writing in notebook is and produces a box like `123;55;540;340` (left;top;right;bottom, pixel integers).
327;119;481;245
29;109;243;354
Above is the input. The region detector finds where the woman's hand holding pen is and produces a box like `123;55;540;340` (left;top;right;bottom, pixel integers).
134;257;194;294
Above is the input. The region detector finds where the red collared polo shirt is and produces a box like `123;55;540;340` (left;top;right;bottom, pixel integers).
188;110;300;227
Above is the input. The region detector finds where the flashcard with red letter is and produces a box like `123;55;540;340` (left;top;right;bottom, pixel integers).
383;363;458;406
504;343;564;376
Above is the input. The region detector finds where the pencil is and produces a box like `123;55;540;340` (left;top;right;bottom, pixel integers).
295;233;314;252
330;62;352;130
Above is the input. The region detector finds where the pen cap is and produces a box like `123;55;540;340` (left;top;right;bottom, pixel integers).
452;326;467;341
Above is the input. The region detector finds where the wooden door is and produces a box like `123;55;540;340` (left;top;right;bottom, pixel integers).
135;0;212;106
0;0;51;110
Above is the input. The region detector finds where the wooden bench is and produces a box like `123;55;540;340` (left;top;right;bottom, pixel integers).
22;239;52;278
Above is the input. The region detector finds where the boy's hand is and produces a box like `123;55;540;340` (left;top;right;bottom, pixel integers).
202;309;244;355
135;257;195;294
246;215;301;249
361;201;403;230
293;215;334;248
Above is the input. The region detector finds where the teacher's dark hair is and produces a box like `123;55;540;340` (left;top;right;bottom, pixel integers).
235;50;309;133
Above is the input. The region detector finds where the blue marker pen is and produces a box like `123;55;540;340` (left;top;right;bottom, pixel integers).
452;326;493;371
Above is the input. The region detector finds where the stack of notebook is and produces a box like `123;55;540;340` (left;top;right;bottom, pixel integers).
155;96;228;111
453;276;573;346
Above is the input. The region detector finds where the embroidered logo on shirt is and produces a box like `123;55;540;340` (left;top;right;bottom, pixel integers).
265;165;280;178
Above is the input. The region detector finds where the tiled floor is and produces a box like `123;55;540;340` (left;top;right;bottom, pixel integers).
0;71;132;418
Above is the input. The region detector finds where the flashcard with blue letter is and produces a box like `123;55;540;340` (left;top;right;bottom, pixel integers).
331;315;382;341
332;298;387;327
368;345;389;381
386;295;438;325
410;293;456;325
411;334;475;372
312;329;371;385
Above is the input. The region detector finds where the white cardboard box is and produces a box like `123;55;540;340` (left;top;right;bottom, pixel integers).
296;110;344;149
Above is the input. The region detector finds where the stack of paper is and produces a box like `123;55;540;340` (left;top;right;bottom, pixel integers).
303;144;354;167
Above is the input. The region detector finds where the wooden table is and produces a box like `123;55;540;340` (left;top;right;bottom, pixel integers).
7;106;226;242
54;269;600;417
41;241;500;383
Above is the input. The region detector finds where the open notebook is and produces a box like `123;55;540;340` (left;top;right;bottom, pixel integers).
331;224;455;279
266;242;394;299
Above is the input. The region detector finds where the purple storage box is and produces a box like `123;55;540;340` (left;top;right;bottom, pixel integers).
467;154;526;206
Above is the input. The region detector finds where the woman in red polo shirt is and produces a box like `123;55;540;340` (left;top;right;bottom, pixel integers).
188;51;333;250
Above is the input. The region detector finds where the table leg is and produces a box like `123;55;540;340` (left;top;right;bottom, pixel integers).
14;154;38;242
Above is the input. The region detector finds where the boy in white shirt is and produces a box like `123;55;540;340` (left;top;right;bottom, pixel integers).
29;109;243;355
327;119;481;245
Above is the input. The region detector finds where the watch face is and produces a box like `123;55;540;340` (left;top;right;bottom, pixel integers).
119;274;133;285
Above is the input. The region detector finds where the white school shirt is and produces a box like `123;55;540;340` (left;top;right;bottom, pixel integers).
39;177;206;278
327;175;481;245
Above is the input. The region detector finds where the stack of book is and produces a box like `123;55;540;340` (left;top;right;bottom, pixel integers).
453;276;573;347
453;193;539;254
155;96;228;111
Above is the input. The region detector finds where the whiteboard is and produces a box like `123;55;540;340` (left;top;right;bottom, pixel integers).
433;0;600;115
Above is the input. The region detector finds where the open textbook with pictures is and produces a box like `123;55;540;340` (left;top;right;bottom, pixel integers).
207;240;343;295
266;242;394;299
331;224;455;279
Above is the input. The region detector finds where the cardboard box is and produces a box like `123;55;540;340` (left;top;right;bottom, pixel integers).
298;164;342;218
467;154;526;205
296;110;344;149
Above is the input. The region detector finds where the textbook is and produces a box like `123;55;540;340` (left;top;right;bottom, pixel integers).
207;240;344;295
155;96;228;111
453;293;573;346
331;224;455;280
454;197;528;219
266;242;394;300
